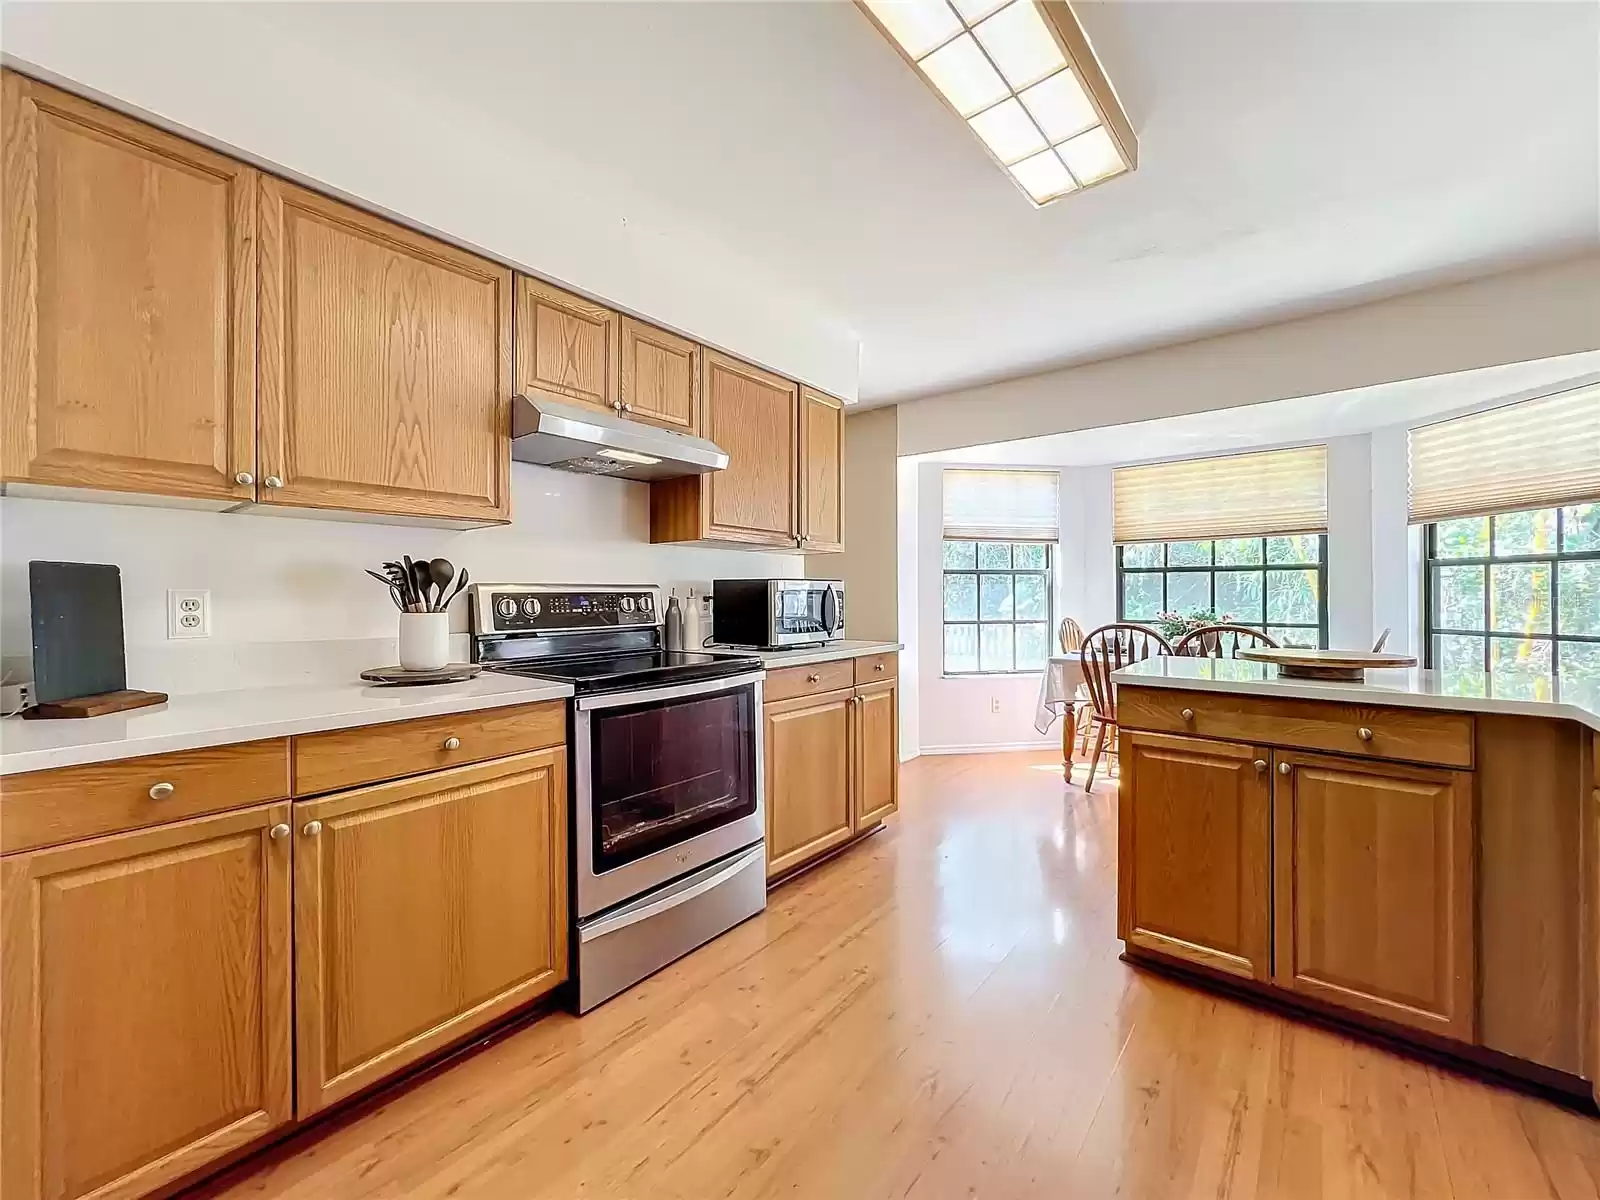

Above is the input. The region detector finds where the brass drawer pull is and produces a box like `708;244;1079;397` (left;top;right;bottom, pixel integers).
1357;727;1374;742
148;782;175;800
443;736;462;751
874;663;885;673
1180;708;1194;722
807;673;820;684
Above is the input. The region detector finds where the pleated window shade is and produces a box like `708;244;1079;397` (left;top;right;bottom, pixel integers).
1112;445;1328;544
1407;383;1600;525
942;469;1060;541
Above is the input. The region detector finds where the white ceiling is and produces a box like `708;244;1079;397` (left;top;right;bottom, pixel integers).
913;352;1600;466
205;3;1600;403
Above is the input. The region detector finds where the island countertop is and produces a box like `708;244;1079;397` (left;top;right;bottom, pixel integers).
1112;656;1600;734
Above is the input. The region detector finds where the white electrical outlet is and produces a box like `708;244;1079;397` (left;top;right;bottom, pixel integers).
990;696;1001;714
167;589;211;639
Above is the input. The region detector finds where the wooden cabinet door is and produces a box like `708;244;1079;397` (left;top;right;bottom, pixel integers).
764;691;853;880
1272;750;1474;1040
293;750;567;1115
1;803;293;1200
257;177;511;523
515;274;618;414
700;351;798;546
851;679;899;832
798;387;844;553
1118;732;1271;981
1;72;257;504
620;317;699;432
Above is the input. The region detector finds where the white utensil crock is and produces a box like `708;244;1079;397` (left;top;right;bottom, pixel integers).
398;612;450;671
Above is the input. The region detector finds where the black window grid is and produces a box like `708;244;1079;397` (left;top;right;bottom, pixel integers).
941;541;1054;675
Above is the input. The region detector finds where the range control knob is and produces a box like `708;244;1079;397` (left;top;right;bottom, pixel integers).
639;594;654;613
522;597;542;618
495;597;518;619
621;597;636;613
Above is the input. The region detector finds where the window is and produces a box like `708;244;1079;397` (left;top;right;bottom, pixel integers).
942;540;1053;674
1117;536;1329;648
1424;504;1600;690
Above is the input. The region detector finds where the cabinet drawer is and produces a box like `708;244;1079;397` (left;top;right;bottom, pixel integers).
764;659;855;703
292;701;565;796
1118;686;1473;770
1;739;290;854
853;652;897;686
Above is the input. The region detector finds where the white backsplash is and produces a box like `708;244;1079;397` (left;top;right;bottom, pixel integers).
0;463;803;695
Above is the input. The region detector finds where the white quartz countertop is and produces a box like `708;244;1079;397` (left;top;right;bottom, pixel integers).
1111;657;1600;734
707;640;902;669
0;674;574;776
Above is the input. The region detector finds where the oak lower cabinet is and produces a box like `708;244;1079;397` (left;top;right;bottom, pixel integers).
1118;732;1271;982
0;803;294;1200
852;679;899;831
258;178;513;524
1272;750;1474;1040
1;71;258;506
292;749;568;1115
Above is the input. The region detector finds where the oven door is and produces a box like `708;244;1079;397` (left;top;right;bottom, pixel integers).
574;671;765;918
768;581;844;646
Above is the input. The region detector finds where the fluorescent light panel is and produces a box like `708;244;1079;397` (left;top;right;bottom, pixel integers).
861;0;1134;206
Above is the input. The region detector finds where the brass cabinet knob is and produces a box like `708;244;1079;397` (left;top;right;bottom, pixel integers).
1357;727;1374;742
1279;762;1292;775
1254;760;1267;772
148;781;175;800
807;673;820;683
443;736;462;751
269;823;291;840
1180;708;1195;721
234;471;254;487
303;820;323;837
874;663;885;673
264;475;284;489
622;403;633;413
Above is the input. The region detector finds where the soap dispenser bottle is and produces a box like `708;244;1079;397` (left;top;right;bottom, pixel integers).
664;590;684;652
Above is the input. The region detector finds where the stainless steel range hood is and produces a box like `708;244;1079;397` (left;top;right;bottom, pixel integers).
510;393;728;481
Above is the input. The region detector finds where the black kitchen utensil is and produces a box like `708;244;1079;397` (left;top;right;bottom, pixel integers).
410;558;433;611
428;559;455;610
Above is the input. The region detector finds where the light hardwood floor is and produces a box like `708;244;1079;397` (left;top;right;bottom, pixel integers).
201;752;1600;1199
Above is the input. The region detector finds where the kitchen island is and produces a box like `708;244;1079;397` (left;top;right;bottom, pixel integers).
1110;656;1599;1100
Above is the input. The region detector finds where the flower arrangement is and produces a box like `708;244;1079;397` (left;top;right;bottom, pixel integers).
1151;608;1234;642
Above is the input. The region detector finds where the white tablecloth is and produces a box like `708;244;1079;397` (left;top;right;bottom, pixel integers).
1034;655;1088;734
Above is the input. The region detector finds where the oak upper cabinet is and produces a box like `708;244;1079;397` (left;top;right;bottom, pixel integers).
765;690;855;880
515;274;619;414
798;387;844;553
0;803;293;1200
0;72;258;505
1272;750;1474;1041
619;317;700;433
852;679;898;831
292;750;567;1115
257;177;512;524
651;351;798;547
1119;731;1271;982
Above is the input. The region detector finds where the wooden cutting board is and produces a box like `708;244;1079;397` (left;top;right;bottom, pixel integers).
1236;647;1418;681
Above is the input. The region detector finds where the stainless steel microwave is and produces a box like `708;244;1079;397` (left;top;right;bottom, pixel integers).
711;579;844;648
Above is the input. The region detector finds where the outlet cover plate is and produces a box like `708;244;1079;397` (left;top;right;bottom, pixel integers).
167;589;211;639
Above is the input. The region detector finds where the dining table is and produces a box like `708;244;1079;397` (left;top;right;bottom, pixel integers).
1033;653;1089;768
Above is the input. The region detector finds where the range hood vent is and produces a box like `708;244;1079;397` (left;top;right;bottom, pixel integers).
510;393;728;482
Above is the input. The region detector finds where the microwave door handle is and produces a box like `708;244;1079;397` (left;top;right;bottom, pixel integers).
822;585;839;635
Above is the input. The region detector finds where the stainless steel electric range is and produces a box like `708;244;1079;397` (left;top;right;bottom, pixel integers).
469;583;767;1013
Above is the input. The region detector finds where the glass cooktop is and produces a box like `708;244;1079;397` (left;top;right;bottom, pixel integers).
489;650;759;695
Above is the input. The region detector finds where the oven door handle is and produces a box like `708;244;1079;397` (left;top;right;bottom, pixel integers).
579;844;765;941
575;670;766;711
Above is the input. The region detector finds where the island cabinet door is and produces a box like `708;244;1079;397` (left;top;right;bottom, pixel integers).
292;750;567;1116
764;690;854;880
1271;750;1474;1042
1118;731;1271;982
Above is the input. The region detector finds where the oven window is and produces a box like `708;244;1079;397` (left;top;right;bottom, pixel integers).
588;685;758;872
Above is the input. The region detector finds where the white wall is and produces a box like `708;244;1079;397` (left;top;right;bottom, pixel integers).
0;472;801;693
0;2;858;400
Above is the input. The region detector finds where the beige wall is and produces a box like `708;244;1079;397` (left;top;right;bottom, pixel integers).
896;252;1600;456
810;406;899;641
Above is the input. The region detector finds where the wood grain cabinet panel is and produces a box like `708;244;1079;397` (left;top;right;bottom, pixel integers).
257;177;511;523
798;386;844;553
851;678;898;831
764;690;854;880
1272;751;1474;1041
651;351;797;547
0;803;293;1200
515;275;618;414
292;750;567;1115
620;317;699;432
1;71;257;504
1118;731;1271;981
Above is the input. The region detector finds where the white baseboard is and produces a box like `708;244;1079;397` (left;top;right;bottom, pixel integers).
920;741;1058;755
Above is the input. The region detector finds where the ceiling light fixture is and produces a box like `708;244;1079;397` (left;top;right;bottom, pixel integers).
859;0;1137;206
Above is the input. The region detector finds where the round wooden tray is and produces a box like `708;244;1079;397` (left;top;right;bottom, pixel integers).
1235;647;1417;681
360;663;482;686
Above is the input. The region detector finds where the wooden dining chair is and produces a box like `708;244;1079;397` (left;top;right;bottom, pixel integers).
1057;617;1085;653
1172;624;1280;658
1078;622;1174;790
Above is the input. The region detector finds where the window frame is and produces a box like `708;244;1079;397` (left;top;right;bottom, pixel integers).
941;539;1055;676
1115;535;1330;648
1422;506;1600;675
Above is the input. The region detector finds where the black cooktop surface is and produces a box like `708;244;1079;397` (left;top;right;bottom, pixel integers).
488;650;759;695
